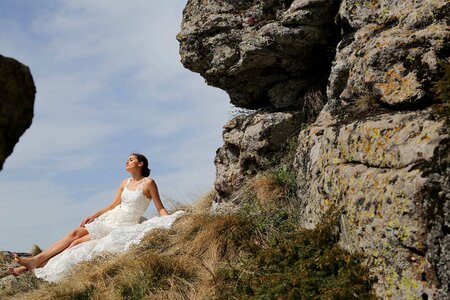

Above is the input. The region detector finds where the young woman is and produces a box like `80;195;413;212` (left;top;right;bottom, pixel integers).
9;153;168;276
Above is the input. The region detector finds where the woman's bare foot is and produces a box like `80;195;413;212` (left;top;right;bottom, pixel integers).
7;266;28;277
13;253;38;270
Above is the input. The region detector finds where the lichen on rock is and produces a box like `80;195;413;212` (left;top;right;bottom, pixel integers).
329;0;450;109
294;109;449;298
179;0;450;298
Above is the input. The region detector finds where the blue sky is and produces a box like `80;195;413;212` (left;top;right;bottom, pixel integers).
0;0;232;251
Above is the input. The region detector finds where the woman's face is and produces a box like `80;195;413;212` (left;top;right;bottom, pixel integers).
125;155;141;172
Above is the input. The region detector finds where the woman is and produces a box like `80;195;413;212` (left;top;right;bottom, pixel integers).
9;153;168;276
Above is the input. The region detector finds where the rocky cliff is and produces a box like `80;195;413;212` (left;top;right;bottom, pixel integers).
179;0;450;299
0;55;35;170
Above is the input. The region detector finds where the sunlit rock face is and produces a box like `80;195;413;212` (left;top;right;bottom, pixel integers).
295;109;449;299
178;0;340;110
318;2;450;296
0;55;36;170
180;0;450;298
328;0;450;108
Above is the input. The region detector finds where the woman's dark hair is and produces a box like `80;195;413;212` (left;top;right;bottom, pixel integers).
131;153;151;177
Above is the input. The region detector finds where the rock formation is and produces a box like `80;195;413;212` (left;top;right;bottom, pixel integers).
214;111;303;199
178;0;340;109
0;55;36;170
295;109;449;298
180;0;449;298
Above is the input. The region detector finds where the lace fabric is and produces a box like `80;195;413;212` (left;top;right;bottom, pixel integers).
84;178;151;239
33;178;184;282
34;211;185;282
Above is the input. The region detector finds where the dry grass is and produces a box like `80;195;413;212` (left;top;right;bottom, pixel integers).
249;174;285;205
30;245;42;256
3;189;258;300
355;94;375;111
47;251;198;300
172;188;216;214
1;174;374;299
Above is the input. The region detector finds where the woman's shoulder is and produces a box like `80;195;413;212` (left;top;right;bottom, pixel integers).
142;177;157;189
143;177;155;184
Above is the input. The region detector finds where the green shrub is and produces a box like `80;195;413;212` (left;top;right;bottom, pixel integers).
215;210;376;300
432;62;450;125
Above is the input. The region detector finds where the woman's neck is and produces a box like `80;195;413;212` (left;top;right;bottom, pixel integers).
130;171;144;181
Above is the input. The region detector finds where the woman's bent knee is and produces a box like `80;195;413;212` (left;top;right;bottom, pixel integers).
69;235;90;248
68;227;88;239
69;239;81;248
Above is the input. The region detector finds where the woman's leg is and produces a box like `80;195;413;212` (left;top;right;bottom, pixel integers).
9;230;91;276
8;257;50;276
7;265;27;276
68;234;91;248
14;227;89;270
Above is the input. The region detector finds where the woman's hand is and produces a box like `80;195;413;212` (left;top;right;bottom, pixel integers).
78;180;127;228
80;216;95;227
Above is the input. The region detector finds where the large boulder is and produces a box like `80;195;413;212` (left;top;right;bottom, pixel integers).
178;0;340;110
295;109;449;298
0;55;36;170
179;0;450;298
315;2;450;296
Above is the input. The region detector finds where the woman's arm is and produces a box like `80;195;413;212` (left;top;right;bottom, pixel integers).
80;179;127;227
144;178;169;216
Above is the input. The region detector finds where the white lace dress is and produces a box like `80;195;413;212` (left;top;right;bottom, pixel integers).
34;179;185;282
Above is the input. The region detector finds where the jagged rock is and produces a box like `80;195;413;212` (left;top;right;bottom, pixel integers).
0;55;36;171
214;111;302;201
328;0;450;108
0;251;41;295
179;0;450;298
0;275;18;290
294;109;449;299
321;3;450;297
178;0;340;110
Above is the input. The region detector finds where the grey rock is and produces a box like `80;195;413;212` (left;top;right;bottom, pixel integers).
0;275;18;290
179;0;450;298
179;0;340;110
294;109;449;299
328;0;450;108
210;200;240;214
0;55;36;170
214;111;302;201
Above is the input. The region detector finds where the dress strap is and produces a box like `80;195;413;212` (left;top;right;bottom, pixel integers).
125;178;145;191
126;178;132;186
137;179;145;190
